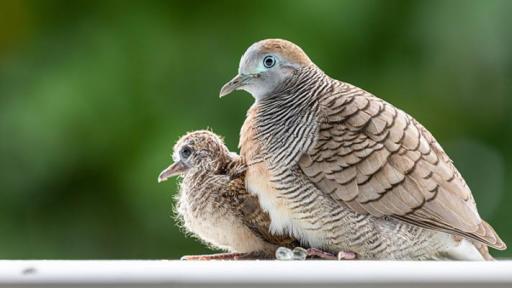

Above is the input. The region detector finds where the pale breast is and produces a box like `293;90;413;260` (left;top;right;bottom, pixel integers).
241;105;308;238
246;162;298;235
179;198;270;253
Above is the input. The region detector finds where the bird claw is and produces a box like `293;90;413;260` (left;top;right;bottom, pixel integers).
306;248;337;260
180;252;246;261
337;251;357;260
305;248;357;260
181;251;272;261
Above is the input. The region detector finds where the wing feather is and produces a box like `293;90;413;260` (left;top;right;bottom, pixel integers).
299;82;506;250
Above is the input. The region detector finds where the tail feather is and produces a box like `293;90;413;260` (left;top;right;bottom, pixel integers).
451;220;507;251
398;216;507;251
474;221;507;251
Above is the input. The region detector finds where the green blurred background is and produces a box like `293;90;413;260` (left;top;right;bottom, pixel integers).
0;0;511;259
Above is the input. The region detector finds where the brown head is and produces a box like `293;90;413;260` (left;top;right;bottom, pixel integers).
158;130;233;183
220;39;315;100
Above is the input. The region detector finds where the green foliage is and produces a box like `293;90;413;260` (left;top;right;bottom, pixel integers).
0;0;511;259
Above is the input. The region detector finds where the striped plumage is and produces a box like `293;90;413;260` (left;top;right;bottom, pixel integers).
221;39;506;260
158;130;297;260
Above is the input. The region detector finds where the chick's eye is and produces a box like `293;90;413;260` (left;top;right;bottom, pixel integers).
263;55;276;68
180;146;192;159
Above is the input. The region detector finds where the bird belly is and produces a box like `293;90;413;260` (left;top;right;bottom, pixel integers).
183;209;270;253
360;217;487;260
443;237;486;260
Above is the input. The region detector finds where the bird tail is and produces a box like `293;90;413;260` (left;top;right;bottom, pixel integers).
471;220;507;251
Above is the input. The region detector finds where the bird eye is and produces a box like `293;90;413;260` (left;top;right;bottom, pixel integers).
263;55;276;68
180;146;192;159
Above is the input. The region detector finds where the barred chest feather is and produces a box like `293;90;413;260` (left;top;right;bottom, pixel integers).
240;106;294;234
240;105;326;247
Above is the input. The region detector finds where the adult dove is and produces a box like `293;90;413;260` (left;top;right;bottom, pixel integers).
158;130;298;260
220;39;506;260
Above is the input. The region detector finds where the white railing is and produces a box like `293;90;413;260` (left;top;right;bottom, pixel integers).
0;260;511;288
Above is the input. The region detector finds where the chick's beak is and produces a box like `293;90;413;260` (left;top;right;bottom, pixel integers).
158;161;188;183
219;74;251;97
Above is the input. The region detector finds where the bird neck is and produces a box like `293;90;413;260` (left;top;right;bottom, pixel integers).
260;66;331;105
248;66;329;168
254;66;329;119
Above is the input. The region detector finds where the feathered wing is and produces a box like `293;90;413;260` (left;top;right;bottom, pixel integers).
299;82;506;250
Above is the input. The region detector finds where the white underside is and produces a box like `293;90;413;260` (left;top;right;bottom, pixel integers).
445;238;485;260
179;201;270;253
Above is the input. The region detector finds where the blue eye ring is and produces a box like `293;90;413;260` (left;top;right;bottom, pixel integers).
263;55;276;68
180;146;192;159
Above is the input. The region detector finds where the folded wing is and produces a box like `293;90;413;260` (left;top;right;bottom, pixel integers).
299;83;506;250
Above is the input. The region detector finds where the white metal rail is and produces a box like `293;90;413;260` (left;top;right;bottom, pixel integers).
0;260;511;288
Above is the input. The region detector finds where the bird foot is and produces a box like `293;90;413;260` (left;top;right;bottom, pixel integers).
306;248;337;260
180;252;246;260
181;251;270;260
337;250;357;260
306;248;357;260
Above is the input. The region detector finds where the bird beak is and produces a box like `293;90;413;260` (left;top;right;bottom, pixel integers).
158;161;188;183
219;74;252;97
